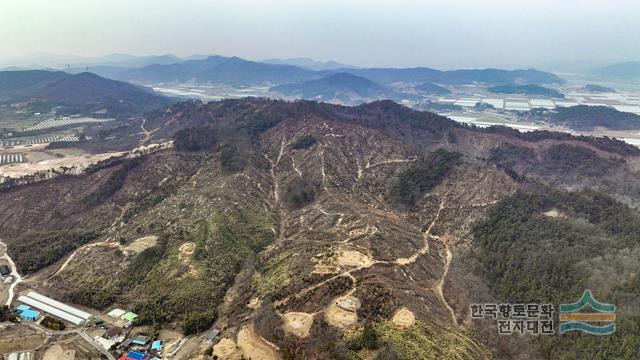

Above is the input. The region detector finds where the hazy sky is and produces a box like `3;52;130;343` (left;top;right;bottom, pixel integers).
2;0;639;69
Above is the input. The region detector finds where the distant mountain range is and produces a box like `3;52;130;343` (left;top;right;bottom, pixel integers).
0;70;171;117
0;54;567;106
271;73;408;104
593;61;640;79
261;57;358;71
29;54;563;88
331;67;564;86
0;53;189;69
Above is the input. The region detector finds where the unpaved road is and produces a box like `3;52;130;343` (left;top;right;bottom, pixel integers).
0;240;23;306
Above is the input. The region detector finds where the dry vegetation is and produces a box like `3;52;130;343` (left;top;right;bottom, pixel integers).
1;99;640;359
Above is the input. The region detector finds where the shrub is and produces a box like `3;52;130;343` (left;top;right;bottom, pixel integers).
173;127;217;152
291;135;317;150
219;145;246;172
389;149;461;206
42;316;66;331
281;177;315;209
181;311;216;335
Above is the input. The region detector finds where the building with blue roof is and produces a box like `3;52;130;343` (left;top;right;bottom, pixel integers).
151;340;163;352
125;350;146;360
19;308;40;321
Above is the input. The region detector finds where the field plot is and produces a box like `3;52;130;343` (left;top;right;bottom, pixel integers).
529;99;555;109
504;101;530;111
612;105;640;115
447;116;477;123
0;154;24;166
454;99;480;107
480;98;504;109
0;140;22;147
554;101;580;107
21;117;113;132
0;323;46;354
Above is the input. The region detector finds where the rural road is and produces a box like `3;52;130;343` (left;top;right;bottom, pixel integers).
24;321;116;360
0;240;23;306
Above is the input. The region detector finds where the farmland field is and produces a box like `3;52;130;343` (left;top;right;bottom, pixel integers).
21;117;113;132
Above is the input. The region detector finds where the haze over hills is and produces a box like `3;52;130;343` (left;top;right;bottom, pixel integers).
261;57;359;71
15;54;564;88
593;61;640;79
0;53;187;69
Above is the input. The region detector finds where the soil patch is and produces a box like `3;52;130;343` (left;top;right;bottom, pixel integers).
282;312;314;337
391;307;416;328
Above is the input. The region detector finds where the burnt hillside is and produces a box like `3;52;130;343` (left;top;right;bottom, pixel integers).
1;98;639;359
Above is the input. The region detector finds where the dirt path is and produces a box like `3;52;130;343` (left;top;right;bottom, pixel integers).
396;191;448;265
139;118;151;146
435;236;457;325
264;138;286;204
0;240;23;306
365;158;417;170
47;241;112;280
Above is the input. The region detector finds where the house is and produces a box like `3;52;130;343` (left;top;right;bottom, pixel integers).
94;336;116;351
122;312;139;322
119;350;147;360
151;340;163;352
17;305;40;321
104;326;122;339
108;308;126;319
117;339;133;351
131;335;148;346
0;265;10;277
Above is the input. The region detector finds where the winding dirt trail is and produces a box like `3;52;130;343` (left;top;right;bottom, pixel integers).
0;240;23;306
265;138;286;204
47;241;114;281
139;118;151;146
434;235;457;325
365;158;418;170
396;191;449;265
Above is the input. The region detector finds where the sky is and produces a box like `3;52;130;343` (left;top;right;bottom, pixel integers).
1;0;640;69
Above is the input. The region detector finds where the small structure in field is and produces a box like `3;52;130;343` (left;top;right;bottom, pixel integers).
122;311;139;322
108;308;126;319
0;265;10;277
206;328;221;343
151;340;163;353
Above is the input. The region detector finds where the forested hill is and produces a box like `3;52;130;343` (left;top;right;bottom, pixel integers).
487;83;564;98
1;98;639;359
0;70;172;117
548;105;640;130
270;73;408;104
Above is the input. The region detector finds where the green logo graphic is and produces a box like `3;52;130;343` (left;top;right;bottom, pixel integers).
559;290;615;335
